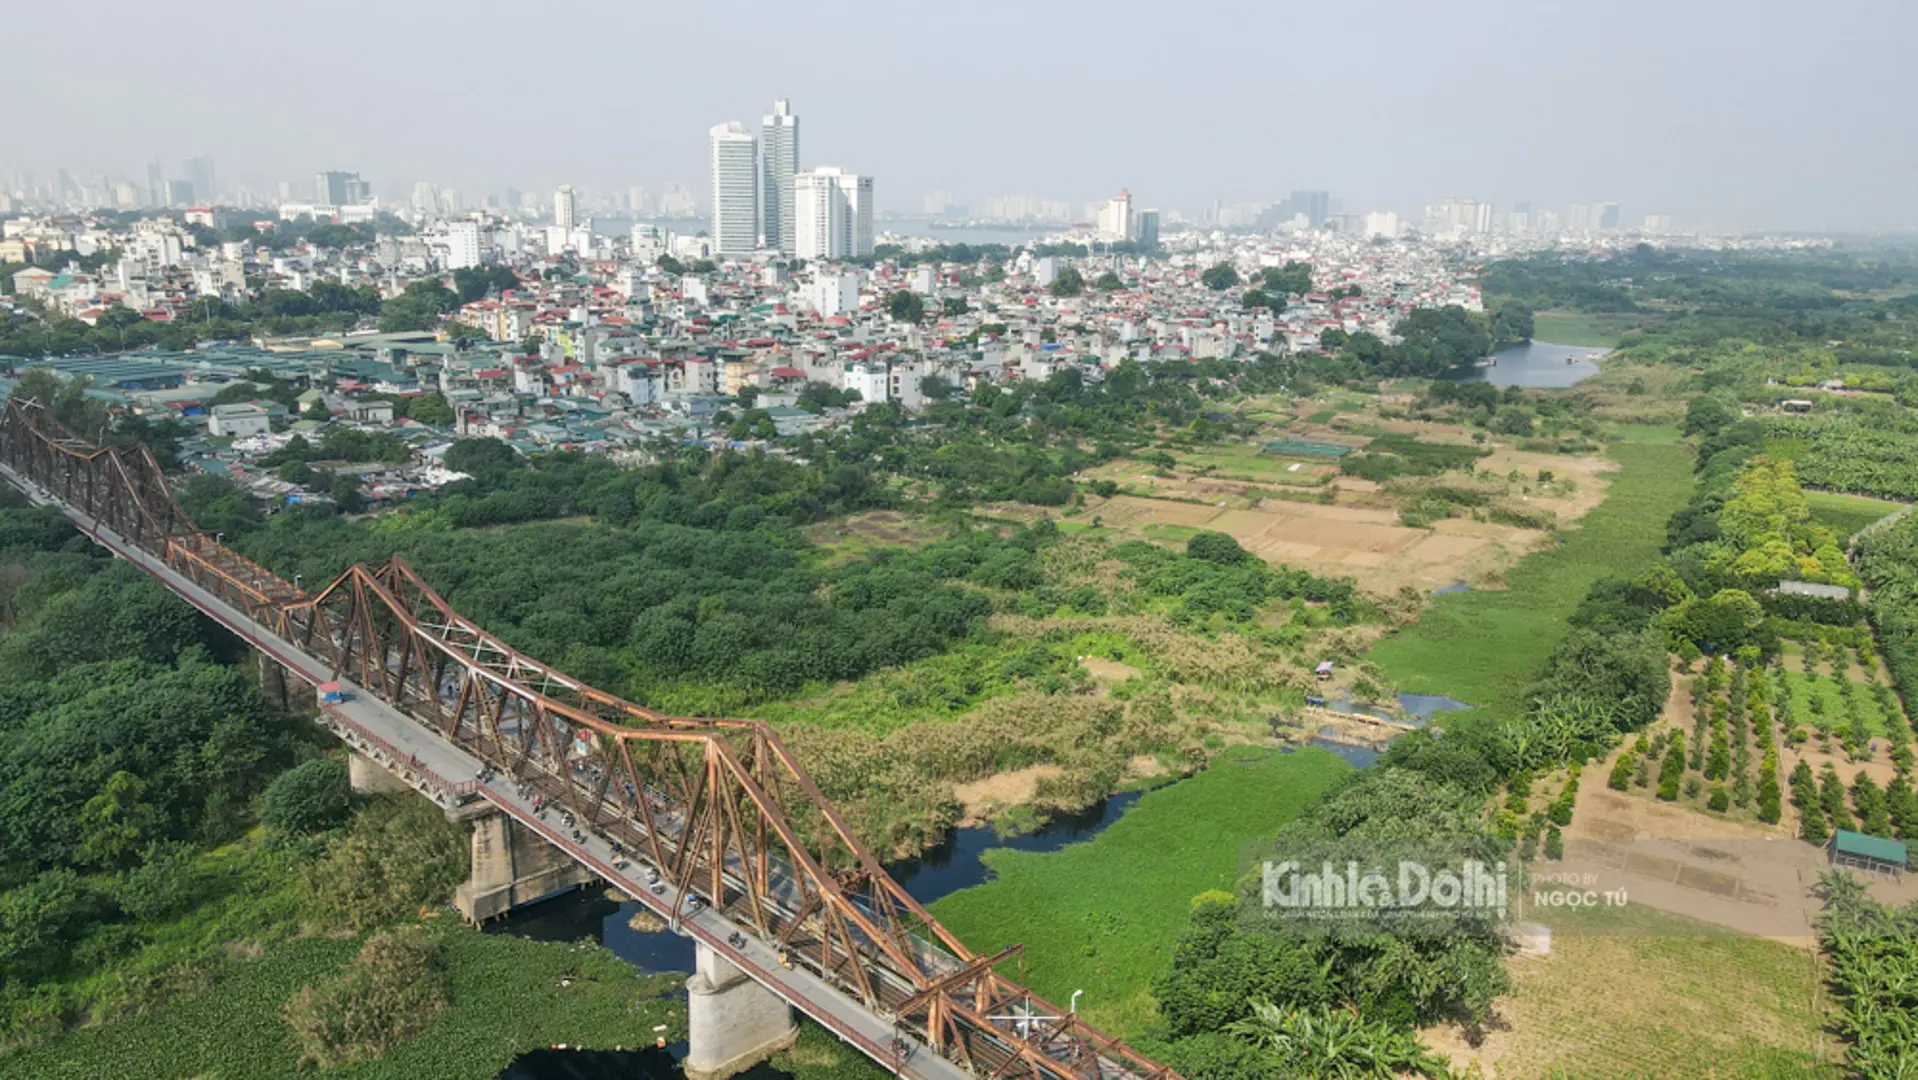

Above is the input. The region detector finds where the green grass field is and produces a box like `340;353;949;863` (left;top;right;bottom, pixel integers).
1176;445;1330;485
1803;490;1905;540
1533;310;1649;348
0;922;683;1080
1367;433;1695;715
1476;901;1836;1079
929;747;1350;1037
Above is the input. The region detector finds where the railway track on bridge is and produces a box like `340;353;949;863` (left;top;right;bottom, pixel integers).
0;398;1176;1080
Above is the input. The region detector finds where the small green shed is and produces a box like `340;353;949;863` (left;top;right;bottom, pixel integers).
1831;830;1908;878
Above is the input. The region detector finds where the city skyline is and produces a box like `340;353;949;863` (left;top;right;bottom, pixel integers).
0;0;1913;233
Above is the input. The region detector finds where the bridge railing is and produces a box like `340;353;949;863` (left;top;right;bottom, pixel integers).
320;702;480;802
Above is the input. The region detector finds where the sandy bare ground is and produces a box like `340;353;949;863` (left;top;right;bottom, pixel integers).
1066;435;1617;592
951;765;1063;823
1078;656;1142;685
1563;703;1918;948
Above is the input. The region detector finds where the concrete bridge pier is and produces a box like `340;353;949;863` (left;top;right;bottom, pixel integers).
451;803;595;924
256;650;291;712
684;942;797;1080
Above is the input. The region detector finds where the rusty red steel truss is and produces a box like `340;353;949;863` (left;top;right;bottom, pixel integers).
0;398;1177;1080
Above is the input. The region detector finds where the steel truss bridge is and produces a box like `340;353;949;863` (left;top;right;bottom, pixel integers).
0;399;1176;1080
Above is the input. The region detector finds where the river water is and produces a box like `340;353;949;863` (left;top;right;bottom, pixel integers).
491;792;1145;1078
1448;340;1607;389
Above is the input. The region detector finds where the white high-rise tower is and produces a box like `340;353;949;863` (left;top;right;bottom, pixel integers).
553;185;577;230
761;99;799;254
793;167;875;260
709;122;758;256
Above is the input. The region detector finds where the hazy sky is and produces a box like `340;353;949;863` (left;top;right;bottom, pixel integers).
5;0;1915;231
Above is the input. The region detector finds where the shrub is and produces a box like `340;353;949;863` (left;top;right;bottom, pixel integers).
111;842;210;922
262;758;354;835
1543;826;1564;860
304;797;468;931
1707;787;1730;813
1186;531;1247;566
1656;734;1686;800
284;927;449;1067
1608;754;1635;791
1802;801;1830;843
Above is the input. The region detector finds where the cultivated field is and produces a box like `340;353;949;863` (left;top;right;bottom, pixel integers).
1425;902;1839;1079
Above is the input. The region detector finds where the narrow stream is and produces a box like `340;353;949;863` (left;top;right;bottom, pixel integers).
492;716;1460;1076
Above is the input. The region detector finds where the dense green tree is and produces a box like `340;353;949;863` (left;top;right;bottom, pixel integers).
262;759;355;835
886;290;926;324
442;437;520;479
1186;530;1248;566
405;392;456;427
378;280;460;333
1048;267;1086;297
1261;262;1313;296
1490;299;1535;348
451;266;521;303
1200;264;1240;291
1390;306;1493;376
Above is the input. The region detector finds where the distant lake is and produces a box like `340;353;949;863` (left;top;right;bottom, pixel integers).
885;224;1061;246
598;218;1068;249
1448;340;1607;389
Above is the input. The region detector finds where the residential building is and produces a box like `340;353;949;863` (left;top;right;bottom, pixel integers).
793;169;845;260
709;122;758;256
1135;209;1160;249
184;156;216;205
1361;211;1401;240
793;167;873;260
761;99;799;254
806;271;860;316
444;221;482;269
554;185;577;230
208;403;272;437
412;181;440;219
317;171;369;206
842;361;889;404
1289;190;1331;228
1096;189;1134;242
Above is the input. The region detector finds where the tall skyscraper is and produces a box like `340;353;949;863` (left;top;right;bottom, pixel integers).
412;181;441;219
1290;189;1331;228
761;99;799;253
1135;209;1161;249
792;167;874;260
185;156;216;204
317;170;367;206
554;184;577;229
1594;201;1621;230
146;160;165;207
1096;189;1135;242
709;122;759;256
